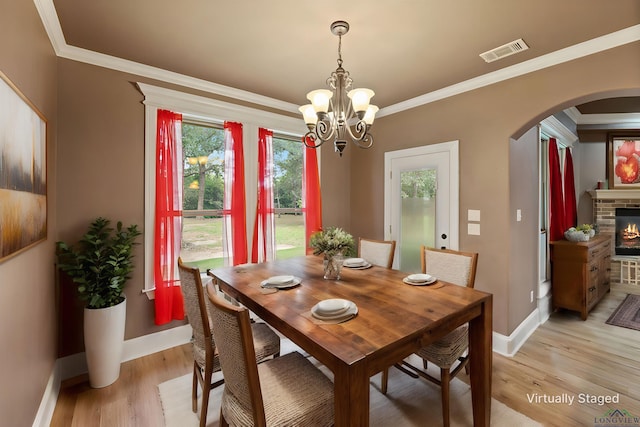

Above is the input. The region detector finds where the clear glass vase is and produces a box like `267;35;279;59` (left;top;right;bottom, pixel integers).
323;253;345;280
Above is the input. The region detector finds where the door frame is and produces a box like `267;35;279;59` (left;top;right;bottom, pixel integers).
384;141;460;268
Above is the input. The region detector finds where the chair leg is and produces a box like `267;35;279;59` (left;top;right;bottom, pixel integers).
200;366;213;427
381;368;389;394
440;367;451;427
192;362;198;413
219;408;229;427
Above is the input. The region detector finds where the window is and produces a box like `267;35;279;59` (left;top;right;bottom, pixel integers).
272;135;305;259
180;122;225;270
139;83;312;295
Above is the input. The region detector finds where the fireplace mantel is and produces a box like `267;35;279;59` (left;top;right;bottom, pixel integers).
588;189;640;200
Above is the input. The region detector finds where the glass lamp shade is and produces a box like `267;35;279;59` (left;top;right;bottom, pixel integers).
306;89;333;113
362;105;379;125
299;104;318;125
347;88;375;112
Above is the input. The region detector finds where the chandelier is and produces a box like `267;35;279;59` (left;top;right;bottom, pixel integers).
299;21;378;156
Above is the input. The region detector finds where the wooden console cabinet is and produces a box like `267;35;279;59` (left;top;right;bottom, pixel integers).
550;234;611;320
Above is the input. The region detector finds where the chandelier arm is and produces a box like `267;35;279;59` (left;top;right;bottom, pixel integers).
352;128;374;149
302;132;326;149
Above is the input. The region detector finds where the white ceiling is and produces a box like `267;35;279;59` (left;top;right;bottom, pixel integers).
39;0;640;122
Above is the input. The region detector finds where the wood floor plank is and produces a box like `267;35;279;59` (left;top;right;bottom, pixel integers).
50;283;640;427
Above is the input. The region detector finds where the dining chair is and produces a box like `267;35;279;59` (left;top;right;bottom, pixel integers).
359;237;396;268
177;258;281;427
205;283;335;427
380;246;478;427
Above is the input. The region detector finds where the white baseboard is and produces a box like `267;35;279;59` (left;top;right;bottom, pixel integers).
32;362;61;427
492;308;540;357
33;324;192;427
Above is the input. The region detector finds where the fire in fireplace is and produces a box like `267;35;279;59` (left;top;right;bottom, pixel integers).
615;207;640;255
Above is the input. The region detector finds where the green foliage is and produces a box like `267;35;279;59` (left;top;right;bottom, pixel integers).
309;226;355;257
401;169;436;199
56;217;141;309
182;123;225;211
273;137;303;209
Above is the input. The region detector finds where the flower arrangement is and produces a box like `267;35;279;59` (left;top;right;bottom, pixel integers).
309;227;355;258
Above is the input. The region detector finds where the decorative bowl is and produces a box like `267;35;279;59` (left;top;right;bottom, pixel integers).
564;230;590;242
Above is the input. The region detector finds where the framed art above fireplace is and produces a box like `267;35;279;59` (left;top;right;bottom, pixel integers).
607;132;640;189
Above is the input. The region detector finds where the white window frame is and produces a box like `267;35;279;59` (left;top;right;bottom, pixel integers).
137;83;309;298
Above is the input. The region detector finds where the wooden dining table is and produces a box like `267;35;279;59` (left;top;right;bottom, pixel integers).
208;255;492;427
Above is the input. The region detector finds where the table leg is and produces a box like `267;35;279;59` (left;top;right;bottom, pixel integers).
333;361;369;426
468;296;492;427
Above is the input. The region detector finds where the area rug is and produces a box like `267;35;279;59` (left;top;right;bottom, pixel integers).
606;294;640;331
158;344;542;426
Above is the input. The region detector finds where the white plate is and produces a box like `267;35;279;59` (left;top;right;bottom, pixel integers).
403;276;437;286
343;257;367;267
316;298;350;315
260;276;301;289
407;273;432;282
312;301;358;320
346;263;373;270
266;275;295;285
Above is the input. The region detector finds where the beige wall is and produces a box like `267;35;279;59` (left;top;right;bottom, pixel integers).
0;0;58;425
56;60;190;355
348;41;640;335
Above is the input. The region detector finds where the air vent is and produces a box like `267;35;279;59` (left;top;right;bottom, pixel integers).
479;38;529;63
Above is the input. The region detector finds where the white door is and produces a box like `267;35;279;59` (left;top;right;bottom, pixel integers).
384;141;459;272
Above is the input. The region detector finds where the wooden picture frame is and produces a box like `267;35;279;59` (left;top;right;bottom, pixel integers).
0;71;47;263
607;132;640;189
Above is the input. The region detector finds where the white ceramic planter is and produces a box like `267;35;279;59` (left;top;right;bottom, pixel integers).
84;297;126;388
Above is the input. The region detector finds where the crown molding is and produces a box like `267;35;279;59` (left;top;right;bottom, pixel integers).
378;24;640;118
540;115;578;147
34;0;640;118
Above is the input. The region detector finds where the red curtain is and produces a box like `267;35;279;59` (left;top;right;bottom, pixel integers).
563;148;577;228
223;121;248;266
303;136;323;254
252;128;276;263
154;109;185;325
549;138;566;242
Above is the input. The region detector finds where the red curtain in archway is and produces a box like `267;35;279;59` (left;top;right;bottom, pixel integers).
564;147;577;228
549;138;566;242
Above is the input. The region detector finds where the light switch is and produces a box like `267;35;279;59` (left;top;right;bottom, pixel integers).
468;209;481;222
517;209;522;222
468;223;481;235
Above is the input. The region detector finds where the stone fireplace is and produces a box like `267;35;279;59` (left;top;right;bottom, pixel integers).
589;189;640;280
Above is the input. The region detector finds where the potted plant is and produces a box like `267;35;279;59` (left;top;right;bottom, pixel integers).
56;217;141;388
309;227;355;280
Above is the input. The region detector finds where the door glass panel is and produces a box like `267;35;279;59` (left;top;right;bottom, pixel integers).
399;169;436;272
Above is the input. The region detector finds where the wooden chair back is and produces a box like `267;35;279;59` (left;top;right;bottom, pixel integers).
421;246;478;288
359;238;397;268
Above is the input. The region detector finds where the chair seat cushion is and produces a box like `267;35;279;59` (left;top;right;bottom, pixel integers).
416;324;468;368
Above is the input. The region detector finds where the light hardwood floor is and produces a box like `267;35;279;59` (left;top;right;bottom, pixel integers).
50;282;640;427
